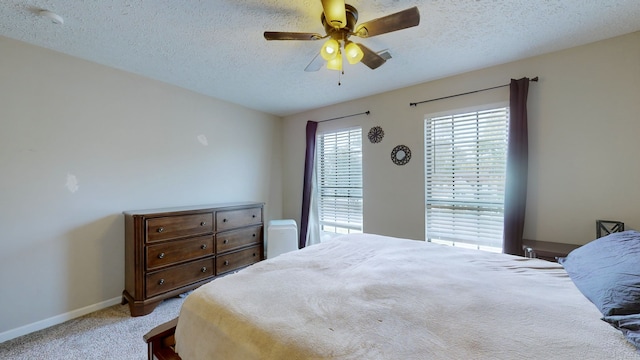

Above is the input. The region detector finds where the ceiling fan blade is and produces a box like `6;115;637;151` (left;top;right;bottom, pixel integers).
357;43;386;70
355;6;420;38
321;0;347;28
304;53;325;72
264;32;324;41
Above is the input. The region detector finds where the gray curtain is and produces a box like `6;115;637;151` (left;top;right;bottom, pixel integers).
503;77;530;255
299;121;318;249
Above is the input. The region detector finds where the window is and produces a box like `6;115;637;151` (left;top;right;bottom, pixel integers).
424;106;509;252
316;127;363;240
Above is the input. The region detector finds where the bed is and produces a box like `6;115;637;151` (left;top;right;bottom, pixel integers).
144;232;640;359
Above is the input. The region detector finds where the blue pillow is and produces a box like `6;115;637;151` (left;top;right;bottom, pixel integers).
603;314;640;350
558;230;640;316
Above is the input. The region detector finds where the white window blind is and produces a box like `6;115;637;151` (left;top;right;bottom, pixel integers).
424;107;509;251
316;127;363;236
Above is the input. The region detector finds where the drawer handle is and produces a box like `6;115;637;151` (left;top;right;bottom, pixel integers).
158;279;165;285
200;221;206;226
158;252;165;259
201;244;207;250
223;239;228;244
252;233;256;237
223;218;227;223
201;267;207;273
252;214;256;218
157;227;164;233
224;260;229;266
253;253;256;257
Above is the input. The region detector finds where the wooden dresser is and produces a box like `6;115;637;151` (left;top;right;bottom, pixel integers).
122;202;264;316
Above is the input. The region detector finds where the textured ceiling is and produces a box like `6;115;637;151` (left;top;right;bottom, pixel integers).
1;1;640;117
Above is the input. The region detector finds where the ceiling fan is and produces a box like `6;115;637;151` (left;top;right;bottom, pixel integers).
264;0;420;72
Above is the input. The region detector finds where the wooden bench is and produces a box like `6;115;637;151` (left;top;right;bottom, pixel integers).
143;317;181;360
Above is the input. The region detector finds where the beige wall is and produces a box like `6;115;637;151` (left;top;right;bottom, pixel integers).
0;36;283;339
282;31;640;245
3;30;639;342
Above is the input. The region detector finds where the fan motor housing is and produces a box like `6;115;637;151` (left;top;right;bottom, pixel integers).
322;4;358;40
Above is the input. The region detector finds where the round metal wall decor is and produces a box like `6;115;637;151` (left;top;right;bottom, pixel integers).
367;126;384;143
391;145;411;166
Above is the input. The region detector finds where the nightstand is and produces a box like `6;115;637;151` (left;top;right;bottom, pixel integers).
522;239;580;262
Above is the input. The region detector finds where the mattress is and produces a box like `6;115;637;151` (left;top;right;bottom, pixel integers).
175;233;640;359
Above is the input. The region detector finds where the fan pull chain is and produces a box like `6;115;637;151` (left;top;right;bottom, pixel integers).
338;69;343;86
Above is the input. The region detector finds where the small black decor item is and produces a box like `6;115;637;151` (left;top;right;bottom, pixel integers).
368;126;384;143
391;145;411;165
596;220;624;238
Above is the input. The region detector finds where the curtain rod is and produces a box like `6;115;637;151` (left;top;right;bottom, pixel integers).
409;77;538;107
318;111;370;123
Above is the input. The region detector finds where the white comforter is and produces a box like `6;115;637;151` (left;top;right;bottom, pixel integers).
175;233;640;359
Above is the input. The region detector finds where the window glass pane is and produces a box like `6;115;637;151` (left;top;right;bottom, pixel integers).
316;127;363;239
425;107;509;252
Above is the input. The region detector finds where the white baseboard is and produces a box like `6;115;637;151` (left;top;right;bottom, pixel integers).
0;296;122;344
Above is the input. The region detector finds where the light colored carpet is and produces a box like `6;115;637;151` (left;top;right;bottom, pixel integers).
0;296;184;360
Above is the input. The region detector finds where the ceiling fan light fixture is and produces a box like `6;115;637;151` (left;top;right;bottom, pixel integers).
344;42;364;64
326;50;343;71
320;38;340;60
265;3;422;73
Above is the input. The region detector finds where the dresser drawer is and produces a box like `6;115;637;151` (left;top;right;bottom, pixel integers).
216;207;262;232
216;245;262;275
146;235;214;270
217;226;262;253
146;213;213;243
146;258;214;298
